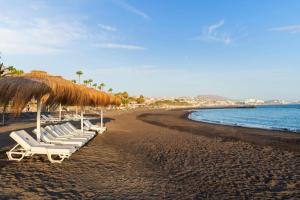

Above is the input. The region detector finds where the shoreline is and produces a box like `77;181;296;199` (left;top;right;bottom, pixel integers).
138;109;300;152
186;110;300;134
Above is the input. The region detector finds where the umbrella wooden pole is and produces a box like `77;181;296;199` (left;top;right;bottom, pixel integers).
59;104;62;121
81;109;84;133
100;108;103;129
76;106;78;116
36;98;41;142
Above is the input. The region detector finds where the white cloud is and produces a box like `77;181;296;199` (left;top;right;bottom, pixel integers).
270;24;300;34
0;2;146;55
97;43;146;50
208;20;224;34
98;24;118;32
114;0;150;20
0;14;88;54
193;19;232;45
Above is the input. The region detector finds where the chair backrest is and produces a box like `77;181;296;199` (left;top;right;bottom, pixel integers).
10;131;32;150
83;120;90;127
34;128;55;142
41;115;49;120
58;125;71;134
86;120;93;126
66;122;76;131
10;130;41;150
61;124;73;133
45;126;61;137
53;125;68;136
18;130;40;146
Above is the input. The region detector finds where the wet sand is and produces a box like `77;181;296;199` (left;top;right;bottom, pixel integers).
0;109;299;199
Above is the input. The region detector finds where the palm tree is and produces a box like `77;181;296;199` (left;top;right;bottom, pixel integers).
76;70;83;84
92;83;97;89
88;79;93;87
83;80;89;85
98;83;105;91
108;88;113;93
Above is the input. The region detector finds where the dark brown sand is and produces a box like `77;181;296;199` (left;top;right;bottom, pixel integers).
0;109;299;199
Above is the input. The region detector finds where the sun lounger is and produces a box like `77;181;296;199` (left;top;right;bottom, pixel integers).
46;125;93;141
41;114;60;122
73;114;95;120
33;128;86;147
64;114;80;121
56;124;95;137
84;120;106;133
6;130;76;163
63;122;96;136
54;124;95;138
48;114;64;121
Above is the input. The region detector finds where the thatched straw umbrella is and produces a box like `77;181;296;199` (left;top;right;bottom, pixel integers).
0;70;121;141
0;76;53;141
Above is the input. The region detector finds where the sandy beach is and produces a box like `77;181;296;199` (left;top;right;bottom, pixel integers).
0;108;299;199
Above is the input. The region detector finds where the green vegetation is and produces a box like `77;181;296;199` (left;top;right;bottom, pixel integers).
136;95;145;104
150;99;190;107
0;55;24;78
98;83;105;91
92;83;97;89
83;80;89;85
115;91;130;106
114;92;145;106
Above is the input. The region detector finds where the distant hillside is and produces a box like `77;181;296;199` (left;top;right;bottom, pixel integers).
196;95;231;101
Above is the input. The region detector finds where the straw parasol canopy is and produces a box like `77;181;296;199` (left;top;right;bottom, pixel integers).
0;70;121;114
22;71;88;108
0;76;52;114
108;93;122;106
0;70;121;142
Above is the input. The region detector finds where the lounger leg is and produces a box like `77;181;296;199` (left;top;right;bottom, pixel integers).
47;153;68;164
6;144;26;161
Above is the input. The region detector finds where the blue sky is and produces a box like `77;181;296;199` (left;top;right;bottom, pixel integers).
0;0;300;100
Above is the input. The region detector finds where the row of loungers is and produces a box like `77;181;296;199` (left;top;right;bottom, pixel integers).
6;121;105;163
42;114;96;123
65;114;96;121
41;114;63;123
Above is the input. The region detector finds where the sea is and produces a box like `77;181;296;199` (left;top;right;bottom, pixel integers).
188;104;300;133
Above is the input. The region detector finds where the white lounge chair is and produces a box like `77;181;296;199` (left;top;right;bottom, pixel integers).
63;122;96;136
46;125;93;141
41;114;60;123
73;114;95;120
84;120;106;133
6;130;76;163
48;114;63;121
64;114;79;121
55;124;95;138
33;128;86;147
